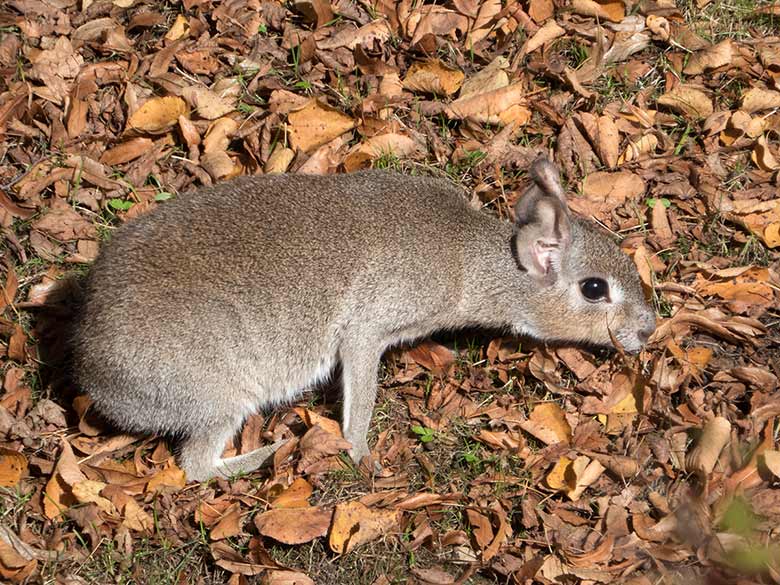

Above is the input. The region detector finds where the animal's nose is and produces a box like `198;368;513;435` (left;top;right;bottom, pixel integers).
638;324;655;344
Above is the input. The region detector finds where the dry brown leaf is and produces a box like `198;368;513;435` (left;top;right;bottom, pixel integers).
122;497;154;533
405;340;455;376
519;403;572;446
210;503;243;541
0;448;27;488
293;0;333;28
288;100;356;153
466;509;493;551
403;60;464;96
343;133;425;171
265;570;316;585
763;450;780;479
571;0;625;22
318;19;392;50
752;135;780;171
657;85;713;119
521;19;565;56
43;440;86;520
298;424;352;472
546;455;606;500
33;203;98;241
651;199;674;247
329;501;400;554
618;133;658;164
725;200;780;248
210;541;266;576
255;506;332;545
72;480;117;515
165;14;190;41
446;83;526;124
100;138;154;166
458;57;509;100
127;96;188;134
181;87;236;120
265;147;295;174
683;40;733;74
271;478;313;508
146;465;186;492
466;0;501;46
571;171;646;220
686;416;731;474
741;87;780;113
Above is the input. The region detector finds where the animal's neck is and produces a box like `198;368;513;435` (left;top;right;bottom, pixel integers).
453;220;530;333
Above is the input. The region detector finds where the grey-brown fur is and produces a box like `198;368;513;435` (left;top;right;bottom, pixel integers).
73;159;656;481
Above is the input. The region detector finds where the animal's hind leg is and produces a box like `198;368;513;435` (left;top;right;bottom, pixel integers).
178;426;286;482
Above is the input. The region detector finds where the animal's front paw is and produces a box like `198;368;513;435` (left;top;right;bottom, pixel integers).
348;440;381;475
348;439;370;464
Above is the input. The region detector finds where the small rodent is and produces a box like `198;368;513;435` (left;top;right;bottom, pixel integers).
74;157;656;481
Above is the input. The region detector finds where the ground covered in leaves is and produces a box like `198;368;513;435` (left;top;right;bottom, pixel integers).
0;0;779;583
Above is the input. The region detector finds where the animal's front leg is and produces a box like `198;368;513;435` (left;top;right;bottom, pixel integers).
340;346;380;467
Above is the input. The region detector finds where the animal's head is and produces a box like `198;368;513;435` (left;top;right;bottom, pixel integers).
511;157;656;354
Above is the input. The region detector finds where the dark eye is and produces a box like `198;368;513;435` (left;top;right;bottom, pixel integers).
580;278;609;302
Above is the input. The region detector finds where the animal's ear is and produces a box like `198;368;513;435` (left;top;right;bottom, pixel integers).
513;157;572;284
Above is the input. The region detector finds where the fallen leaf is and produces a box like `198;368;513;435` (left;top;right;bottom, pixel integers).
266;147;295;174
522;19;565;56
288;100;356;153
329;501;400;554
265;570;316;585
571;0;624;22
683;40;733;74
446;83;526;124
298;424;352;472
657;85;713;119
72;480;118;515
100;138;154;166
0;448;27;488
752;134;780;171
122;497;153;533
763;450;780;479
271;478;313;508
165;14;190;41
466;508;493;551
519;403;572;446
146;466;186;492
741;87;780;113
127;96;188;134
686;416;731;475
255;506;332;544
405;340;455;376
403;60;464;96
181;87;236;120
211;503;243;541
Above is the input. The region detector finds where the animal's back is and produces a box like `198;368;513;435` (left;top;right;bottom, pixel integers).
74;171;477;436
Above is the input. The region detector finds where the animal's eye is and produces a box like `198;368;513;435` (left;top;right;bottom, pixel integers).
580;278;609;302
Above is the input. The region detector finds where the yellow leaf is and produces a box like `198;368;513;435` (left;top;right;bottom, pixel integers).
0;448;27;488
402;59;464;96
288;100;356;153
546;456;574;491
519;403;572;446
127;96;188;134
146;465;186;492
329;501;400;554
165;14;190;41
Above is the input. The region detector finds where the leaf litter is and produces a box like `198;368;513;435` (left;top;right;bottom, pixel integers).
0;0;779;583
